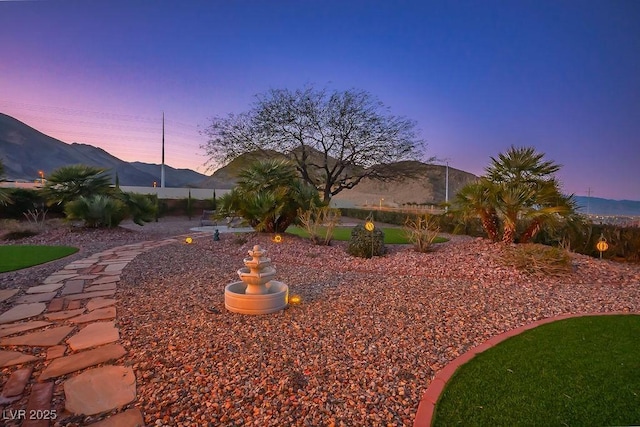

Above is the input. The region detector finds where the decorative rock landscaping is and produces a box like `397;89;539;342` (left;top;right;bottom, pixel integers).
1;217;639;426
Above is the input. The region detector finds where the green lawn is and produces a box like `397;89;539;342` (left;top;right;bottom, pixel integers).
433;315;640;426
285;226;448;244
0;245;79;273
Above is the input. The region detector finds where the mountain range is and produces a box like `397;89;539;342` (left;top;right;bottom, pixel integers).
1;112;638;216
0;113;206;187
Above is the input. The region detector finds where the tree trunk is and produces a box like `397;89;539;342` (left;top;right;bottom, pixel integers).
322;185;332;203
480;211;500;241
520;220;541;244
502;222;516;244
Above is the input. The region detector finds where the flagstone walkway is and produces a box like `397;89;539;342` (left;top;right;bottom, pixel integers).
0;233;206;426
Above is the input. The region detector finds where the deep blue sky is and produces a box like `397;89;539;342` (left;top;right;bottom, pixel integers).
1;0;639;200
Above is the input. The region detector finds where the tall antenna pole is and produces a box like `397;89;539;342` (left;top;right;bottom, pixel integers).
161;112;165;188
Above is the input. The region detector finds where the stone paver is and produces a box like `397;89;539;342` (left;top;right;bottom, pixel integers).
46;345;67;360
64;366;136;416
84;283;117;292
90;275;120;285
67;321;119;351
23;381;54;427
104;262;128;272
0;321;52;338
88;408;145;427
0;289;20;302
64;290;116;301
44;308;86;321
15;292;58;304
44;273;78;284
0;303;47;324
60;280;85;295
46;298;64;312
0;325;75;347
66;300;82;310
26;283;64;294
1;366;33;397
69;306;116;324
0;350;40;367
40;343;126;380
86;298;116;311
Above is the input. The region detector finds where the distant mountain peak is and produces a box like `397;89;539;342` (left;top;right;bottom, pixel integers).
0;112;207;187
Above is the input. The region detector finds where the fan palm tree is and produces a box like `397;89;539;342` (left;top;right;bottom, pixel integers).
42;164;112;207
454;179;500;241
219;159;321;232
456;146;577;244
486;145;560;184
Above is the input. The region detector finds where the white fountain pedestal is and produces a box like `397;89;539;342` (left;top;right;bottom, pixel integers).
224;245;289;315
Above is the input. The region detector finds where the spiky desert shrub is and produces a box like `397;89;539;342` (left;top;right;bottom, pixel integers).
298;204;341;245
501;243;572;277
347;224;385;258
404;214;440;252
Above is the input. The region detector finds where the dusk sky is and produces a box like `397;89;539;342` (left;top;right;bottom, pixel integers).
1;0;638;200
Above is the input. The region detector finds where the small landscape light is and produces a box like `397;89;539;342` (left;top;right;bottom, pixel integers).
596;234;608;259
288;294;302;305
364;220;375;232
273;233;283;243
185;236;193;244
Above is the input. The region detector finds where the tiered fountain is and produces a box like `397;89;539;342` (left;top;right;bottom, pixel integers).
224;245;288;314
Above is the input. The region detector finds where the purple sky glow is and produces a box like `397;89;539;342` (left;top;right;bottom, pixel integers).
1;0;639;200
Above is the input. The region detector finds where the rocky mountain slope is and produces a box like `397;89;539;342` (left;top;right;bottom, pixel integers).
0;113;206;187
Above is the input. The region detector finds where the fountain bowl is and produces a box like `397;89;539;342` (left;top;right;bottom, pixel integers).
224;280;289;315
237;266;277;289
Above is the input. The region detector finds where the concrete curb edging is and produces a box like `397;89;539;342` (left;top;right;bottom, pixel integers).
413;311;637;427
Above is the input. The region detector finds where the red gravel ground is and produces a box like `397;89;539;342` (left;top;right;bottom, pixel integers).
2;218;639;426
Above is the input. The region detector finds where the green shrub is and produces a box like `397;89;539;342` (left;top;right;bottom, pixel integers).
347;224;385;258
501;243;572;277
116;192;157;225
64;195;127;228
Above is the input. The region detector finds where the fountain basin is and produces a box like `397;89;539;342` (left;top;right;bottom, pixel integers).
224;281;289;314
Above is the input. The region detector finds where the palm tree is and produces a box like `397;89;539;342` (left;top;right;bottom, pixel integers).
486;145;560;185
457;146;577;244
41;165;112;207
454;179;500;241
517;179;577;243
219;159;321;232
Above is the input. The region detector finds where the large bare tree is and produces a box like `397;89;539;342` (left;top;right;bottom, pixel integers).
202;86;425;202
